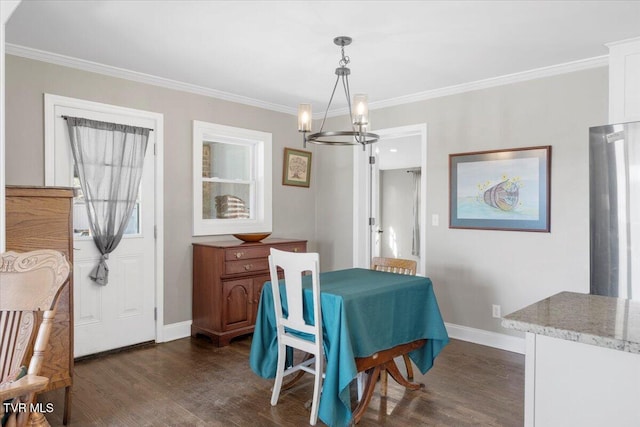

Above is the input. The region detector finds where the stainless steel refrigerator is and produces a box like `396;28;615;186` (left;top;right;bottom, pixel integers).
590;121;640;299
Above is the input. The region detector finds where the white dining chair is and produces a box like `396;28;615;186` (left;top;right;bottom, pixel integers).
268;248;324;426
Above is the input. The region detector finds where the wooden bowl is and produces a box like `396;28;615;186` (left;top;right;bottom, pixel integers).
233;233;271;243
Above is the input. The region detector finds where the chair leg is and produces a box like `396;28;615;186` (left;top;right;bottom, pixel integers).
270;344;287;406
28;412;51;427
356;372;365;400
309;353;323;426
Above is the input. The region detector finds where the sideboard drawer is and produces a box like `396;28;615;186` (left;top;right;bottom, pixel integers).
225;242;306;264
224;258;269;275
225;245;271;261
273;242;306;254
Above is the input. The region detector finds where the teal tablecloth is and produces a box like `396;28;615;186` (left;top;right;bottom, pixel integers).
249;268;449;427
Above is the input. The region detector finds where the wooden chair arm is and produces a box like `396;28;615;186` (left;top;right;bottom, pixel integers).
0;375;49;402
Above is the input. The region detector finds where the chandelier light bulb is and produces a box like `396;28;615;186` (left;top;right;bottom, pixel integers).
298;104;312;133
352;94;369;126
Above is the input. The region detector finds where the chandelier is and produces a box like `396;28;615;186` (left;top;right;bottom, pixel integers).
298;36;379;150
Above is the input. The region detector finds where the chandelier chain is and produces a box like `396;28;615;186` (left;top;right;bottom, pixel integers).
339;44;350;67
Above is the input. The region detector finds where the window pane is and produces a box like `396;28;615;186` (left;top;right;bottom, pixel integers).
124;203;141;235
203;141;251;180
73;176;141;237
203;182;253;220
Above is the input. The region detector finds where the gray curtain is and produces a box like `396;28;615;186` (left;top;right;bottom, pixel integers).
65;116;150;285
410;170;421;256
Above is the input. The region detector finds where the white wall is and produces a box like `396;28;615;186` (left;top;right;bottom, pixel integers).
315;67;608;336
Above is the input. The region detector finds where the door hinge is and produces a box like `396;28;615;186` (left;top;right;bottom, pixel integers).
369;217;376;226
153;143;157;155
154;307;157;321
369;156;376;165
154;225;157;239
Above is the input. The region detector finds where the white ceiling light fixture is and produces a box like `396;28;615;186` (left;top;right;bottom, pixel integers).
298;36;379;150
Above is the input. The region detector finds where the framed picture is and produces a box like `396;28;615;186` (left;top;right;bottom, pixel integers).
449;146;551;232
283;147;312;188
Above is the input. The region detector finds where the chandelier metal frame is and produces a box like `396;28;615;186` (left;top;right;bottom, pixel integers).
299;36;379;150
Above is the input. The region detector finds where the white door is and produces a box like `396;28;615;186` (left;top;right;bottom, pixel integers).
370;145;382;259
353;125;427;274
46;97;157;357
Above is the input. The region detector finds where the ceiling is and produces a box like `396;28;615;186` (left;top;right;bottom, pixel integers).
6;1;640;116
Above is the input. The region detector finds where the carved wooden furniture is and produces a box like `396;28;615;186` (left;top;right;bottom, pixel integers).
0;250;71;427
268;249;324;425
370;256;418;392
192;238;307;347
5;186;74;424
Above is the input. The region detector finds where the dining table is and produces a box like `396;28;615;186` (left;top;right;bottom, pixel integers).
249;267;449;427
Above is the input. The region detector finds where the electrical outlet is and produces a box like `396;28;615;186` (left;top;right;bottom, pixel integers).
492;304;501;318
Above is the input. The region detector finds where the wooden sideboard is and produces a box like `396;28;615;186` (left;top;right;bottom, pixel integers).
5;186;74;425
192;238;307;346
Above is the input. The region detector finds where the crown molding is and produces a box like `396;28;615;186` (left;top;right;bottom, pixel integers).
5;43;297;116
605;36;640;48
7;43;607;119
325;55;609;118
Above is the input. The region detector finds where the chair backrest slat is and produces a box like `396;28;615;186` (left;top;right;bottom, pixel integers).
268;249;321;338
371;257;417;276
0;311;27;381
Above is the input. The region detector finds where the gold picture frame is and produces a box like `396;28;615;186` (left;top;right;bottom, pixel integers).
283;147;312;188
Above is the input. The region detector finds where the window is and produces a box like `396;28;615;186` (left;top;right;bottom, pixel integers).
72;172;141;238
193;121;272;236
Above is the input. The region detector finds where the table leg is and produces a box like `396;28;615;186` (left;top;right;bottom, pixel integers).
385;360;421;390
351;339;426;424
63;386;71;425
351;366;383;423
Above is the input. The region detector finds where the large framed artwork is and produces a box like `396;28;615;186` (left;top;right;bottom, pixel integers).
283;147;312;188
449;146;551;232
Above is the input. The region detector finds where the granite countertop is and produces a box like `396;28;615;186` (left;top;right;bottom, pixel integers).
502;291;640;354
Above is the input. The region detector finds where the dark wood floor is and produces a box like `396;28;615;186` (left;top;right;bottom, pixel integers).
40;337;524;426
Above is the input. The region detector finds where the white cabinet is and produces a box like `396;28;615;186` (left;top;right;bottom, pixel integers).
609;37;640;123
526;333;640;427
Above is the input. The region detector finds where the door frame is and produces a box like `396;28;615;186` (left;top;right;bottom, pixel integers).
352;123;427;274
44;93;165;343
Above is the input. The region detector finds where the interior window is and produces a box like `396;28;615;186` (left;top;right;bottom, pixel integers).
192;121;272;236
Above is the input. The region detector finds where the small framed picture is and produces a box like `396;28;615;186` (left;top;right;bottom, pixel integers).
283;147;312;188
449;146;551;232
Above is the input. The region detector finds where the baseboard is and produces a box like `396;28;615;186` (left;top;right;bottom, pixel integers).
445;322;525;354
162;320;192;342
